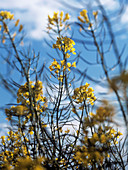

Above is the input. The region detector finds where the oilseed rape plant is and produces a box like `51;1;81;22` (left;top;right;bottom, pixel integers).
53;36;76;55
0;11;14;20
0;11;23;44
47;11;70;31
72;83;96;106
73;101;123;169
0;7;127;170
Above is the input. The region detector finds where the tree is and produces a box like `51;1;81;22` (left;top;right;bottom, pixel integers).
0;3;127;170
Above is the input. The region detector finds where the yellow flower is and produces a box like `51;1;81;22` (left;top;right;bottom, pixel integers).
49;65;54;71
93;11;98;19
61;60;65;66
19;24;23;32
70;48;76;54
15;19;20;27
48;15;54;25
89;112;95;116
80;9;87;17
58;75;63;82
65;128;70;133
65;53;71;58
114;139;118;145
42;124;47;128
78;9;90;24
0;11;14;20
72;62;76;67
87;87;94;93
29;131;33;135
117;131;123;136
109;129;116;134
95;151;101;161
76;130;79;135
93;133;99;141
100;134;106;143
63;13;70;22
67;62;71;67
1;136;5;140
53;11;59;20
60;11;63;20
56;64;61;69
34;165;45;170
52;59;58;66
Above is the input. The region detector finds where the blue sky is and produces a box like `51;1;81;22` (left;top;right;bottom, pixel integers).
0;0;128;136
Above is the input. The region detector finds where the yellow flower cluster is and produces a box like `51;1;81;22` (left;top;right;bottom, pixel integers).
72;83;96;105
84;100;115;128
0;10;23;44
78;9;98;30
47;11;70;29
49;59;76;82
74;103;123;168
74;146;105;167
0;11;14;20
53;36;76;55
17;81;46;104
5;81;47;121
15;157;45;170
74;127;123;167
0;11;14;43
49;59;76;73
5;105;29;118
0;130;30;168
49;59;60;73
65;128;70;133
78;9;89;24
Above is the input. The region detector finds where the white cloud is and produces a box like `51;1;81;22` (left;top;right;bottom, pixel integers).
121;6;128;24
94;84;108;94
0;122;11;137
